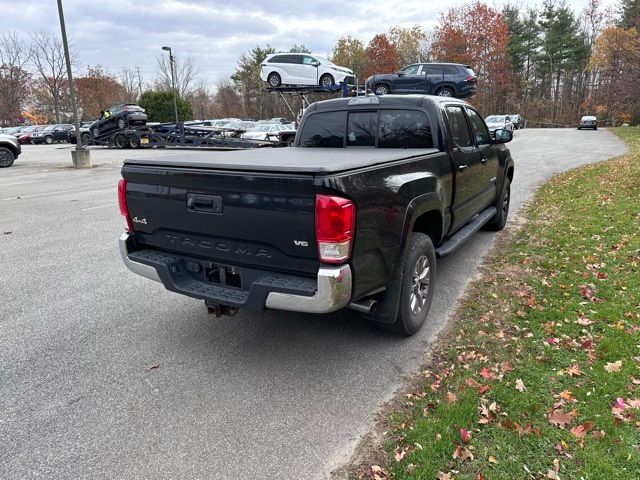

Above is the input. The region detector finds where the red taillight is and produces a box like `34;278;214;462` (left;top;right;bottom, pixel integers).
118;178;133;231
465;76;476;82
315;194;355;264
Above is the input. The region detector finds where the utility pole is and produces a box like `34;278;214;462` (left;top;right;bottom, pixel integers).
56;0;90;168
136;66;143;100
162;46;179;125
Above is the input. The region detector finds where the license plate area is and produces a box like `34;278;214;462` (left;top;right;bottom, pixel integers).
141;137;149;144
205;262;242;289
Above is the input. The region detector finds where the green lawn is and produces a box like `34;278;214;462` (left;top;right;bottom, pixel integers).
362;128;640;480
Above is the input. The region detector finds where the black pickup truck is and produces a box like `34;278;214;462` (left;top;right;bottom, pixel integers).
118;95;514;335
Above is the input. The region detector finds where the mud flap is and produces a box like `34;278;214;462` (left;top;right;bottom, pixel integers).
370;275;403;324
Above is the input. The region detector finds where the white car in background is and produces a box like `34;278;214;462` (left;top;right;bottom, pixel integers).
484;115;514;134
260;53;355;88
241;123;295;141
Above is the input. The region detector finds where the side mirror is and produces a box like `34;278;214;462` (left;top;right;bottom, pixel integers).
494;128;513;144
310;61;319;67
396;71;405;77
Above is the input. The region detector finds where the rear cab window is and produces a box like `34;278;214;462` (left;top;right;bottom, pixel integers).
298;109;435;148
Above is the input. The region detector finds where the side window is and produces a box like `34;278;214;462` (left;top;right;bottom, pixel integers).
298;111;346;147
466;108;491;145
269;55;284;63
401;64;420;75
378;110;434;148
302;56;316;65
445;106;473;148
347;112;376;147
288;55;303;64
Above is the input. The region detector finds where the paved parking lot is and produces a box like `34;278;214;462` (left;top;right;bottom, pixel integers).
0;131;628;479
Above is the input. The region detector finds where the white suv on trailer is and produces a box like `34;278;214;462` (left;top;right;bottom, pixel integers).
260;53;354;88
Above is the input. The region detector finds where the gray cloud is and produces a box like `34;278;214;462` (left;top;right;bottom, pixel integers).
0;0;616;88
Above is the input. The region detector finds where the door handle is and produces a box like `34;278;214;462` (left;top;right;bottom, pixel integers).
481;157;487;164
458;164;468;172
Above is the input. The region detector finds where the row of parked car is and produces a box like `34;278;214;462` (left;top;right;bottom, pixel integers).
0;124;76;145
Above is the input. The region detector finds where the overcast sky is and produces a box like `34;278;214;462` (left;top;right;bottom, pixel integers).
0;0;620;87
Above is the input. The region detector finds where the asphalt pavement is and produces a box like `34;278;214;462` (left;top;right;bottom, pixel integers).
0;130;628;479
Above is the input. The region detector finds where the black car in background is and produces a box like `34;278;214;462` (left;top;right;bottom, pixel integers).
578;115;597;130
365;63;478;98
30;124;74;144
90;104;147;138
68;121;96;145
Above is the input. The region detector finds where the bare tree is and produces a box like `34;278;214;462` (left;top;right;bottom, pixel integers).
30;31;75;123
0;32;31;124
188;80;214;119
211;77;242;118
154;55;200;97
119;67;142;103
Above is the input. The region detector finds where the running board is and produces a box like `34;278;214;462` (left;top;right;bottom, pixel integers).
435;207;497;258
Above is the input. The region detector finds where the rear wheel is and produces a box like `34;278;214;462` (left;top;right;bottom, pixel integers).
319;73;334;87
92;127;100;138
267;72;281;87
81;133;91;145
383;232;436;336
374;84;389;95
44;135;54;144
436;87;454;97
0;147;15;168
128;136;141;148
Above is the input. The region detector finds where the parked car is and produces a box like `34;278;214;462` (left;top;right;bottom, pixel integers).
67;121;95;145
241;123;295;141
578;115;597;130
90;104;147;138
509;114;525;129
16;125;45;144
260;53;355;88
485;115;514;134
365;63;478;98
31;124;74;144
118;95;514;336
0;133;21;167
2;126;22;136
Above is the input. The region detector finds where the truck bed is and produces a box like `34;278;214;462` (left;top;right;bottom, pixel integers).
124;147;439;174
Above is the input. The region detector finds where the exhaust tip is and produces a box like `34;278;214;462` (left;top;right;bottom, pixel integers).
349;299;378;315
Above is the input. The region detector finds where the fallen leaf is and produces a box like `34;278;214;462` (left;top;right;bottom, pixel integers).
145;363;160;372
570;425;586;437
437;472;453;480
488;455;498;464
548;410;573;428
406;463;416;474
445;391;458;404
604;360;622;373
394;449;407;462
577;316;593;326
460;428;471;443
515;379;527;392
566;364;582;377
479;368;496;380
452;444;474;461
559;390;574;401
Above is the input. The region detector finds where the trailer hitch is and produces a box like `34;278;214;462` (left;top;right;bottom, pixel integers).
205;301;239;318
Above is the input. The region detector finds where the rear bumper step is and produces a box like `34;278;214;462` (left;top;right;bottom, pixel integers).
119;233;352;313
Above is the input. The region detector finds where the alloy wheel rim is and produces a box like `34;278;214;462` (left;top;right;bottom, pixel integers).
503;185;510;215
0;151;11;166
410;255;431;315
438;89;452;97
375;86;387;95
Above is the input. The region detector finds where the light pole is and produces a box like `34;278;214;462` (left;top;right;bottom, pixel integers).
162;46;179;125
56;0;90;167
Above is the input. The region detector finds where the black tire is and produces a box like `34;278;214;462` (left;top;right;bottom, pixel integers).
384;232;436;336
92;127;100;138
485;177;511;231
81;133;91;145
128;136;141;148
286;136;295;147
114;134;127;149
436;87;454;97
594;127;597;130
267;72;281;87
0;146;15;168
117;118;126;129
374;84;389;95
44;135;54;145
319;73;334;87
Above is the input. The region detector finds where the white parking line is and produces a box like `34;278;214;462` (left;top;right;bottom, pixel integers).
1;184;113;201
0;179;52;187
81;203;117;211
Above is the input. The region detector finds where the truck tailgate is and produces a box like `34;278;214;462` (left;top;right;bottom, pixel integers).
122;164;319;276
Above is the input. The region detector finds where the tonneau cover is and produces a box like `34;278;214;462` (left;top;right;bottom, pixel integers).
123;147;439;174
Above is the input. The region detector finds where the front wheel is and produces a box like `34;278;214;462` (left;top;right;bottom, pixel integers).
384;233;436;336
485;177;511;231
44;135;54;144
267;72;281;87
319;74;334;87
92;127;100;138
113;134;127;149
436;87;454;97
0;147;15;168
117;118;126;129
81;133;91;145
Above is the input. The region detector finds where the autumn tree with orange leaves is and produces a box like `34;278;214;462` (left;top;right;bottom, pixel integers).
431;1;516;113
365;34;400;77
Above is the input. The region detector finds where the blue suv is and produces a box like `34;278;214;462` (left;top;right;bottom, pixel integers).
365;63;477;98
